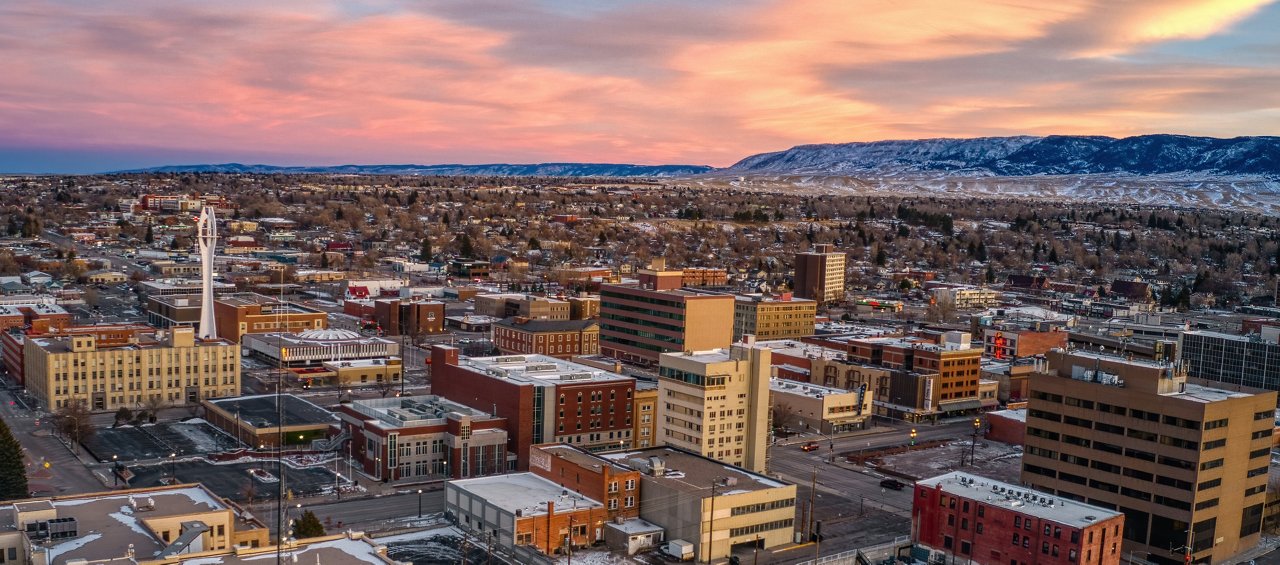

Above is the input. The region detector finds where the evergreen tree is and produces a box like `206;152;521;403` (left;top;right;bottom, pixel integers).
0;418;28;501
527;237;541;251
144;225;154;244
319;253;330;269
459;234;475;258
419;238;432;262
293;510;325;539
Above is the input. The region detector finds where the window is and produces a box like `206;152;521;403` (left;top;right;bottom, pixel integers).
1014;516;1022;528
976;523;984;534
1202;438;1226;450
1200;459;1224;471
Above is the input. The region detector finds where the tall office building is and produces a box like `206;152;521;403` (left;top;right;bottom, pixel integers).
793;243;846;304
656;339;771;472
599;267;733;365
1022;349;1276;564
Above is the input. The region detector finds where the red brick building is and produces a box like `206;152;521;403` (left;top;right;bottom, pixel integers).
431;346;636;469
493;318;599;359
983;327;1068;361
335;394;510;481
447;472;609;556
372;298;445;336
914;472;1124;565
530;444;641;520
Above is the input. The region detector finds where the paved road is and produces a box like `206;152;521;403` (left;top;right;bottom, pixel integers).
260;490;447;535
756;419;974;564
0;389;106;495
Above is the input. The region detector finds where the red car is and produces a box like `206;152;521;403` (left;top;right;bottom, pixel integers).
800;441;820;452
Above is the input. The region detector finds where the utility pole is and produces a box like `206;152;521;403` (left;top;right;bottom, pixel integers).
807;464;818;539
707;478;721;564
753;535;760;565
486;531;493;565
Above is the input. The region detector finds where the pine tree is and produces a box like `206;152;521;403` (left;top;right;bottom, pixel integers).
144;225;154;244
293;510;325;539
459;234;475;258
419;238;432;262
0;418;28;501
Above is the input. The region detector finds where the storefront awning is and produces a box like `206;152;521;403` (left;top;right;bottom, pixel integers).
937;399;983;412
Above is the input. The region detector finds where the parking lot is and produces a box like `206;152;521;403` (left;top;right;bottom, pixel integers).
83;420;242;462
127;459;343;503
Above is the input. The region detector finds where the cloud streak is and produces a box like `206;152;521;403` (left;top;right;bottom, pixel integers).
1;0;1278;172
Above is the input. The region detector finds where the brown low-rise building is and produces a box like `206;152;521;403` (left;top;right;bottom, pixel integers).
214;293;328;342
373;298;445;336
446;472;608;557
203;393;337;448
530;444;642;520
493;317;600;359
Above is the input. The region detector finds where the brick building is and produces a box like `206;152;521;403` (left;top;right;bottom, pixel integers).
914;471;1125;565
431;346;636;468
213;293;328;342
446;472;608;557
493;318;599;359
983;326;1068;360
336;395;511;481
372;298;445;336
530;444;642;520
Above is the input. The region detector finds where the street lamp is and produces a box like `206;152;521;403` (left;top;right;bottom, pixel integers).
909;428;917;451
112;455;119;486
169;452;177;481
417;488;423;518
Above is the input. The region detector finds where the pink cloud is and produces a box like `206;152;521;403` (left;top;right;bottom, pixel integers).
1;0;1278;169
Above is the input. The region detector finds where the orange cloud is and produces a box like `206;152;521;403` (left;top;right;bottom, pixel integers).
0;0;1278;171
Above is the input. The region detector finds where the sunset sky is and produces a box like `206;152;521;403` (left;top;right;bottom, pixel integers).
3;0;1280;172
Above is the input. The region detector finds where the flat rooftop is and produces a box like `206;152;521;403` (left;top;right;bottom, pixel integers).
348;395;495;428
450;472;602;517
460;354;633;386
493;318;598;332
538;444;631;473
918;472;1123;529
770;378;852;399
216;293;322;314
1182;329;1279;344
755;339;845;359
0;485;251;564
206;394;337;428
0;303;68;316
604;447;791;496
28;332;234;353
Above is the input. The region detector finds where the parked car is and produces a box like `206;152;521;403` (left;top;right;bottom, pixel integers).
880;478;906;490
800;441;820;452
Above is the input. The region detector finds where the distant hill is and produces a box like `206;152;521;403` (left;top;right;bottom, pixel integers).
726;134;1280;177
112;162;714;177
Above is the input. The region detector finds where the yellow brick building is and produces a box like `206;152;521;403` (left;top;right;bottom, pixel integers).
25;326;240;411
733;293;817;340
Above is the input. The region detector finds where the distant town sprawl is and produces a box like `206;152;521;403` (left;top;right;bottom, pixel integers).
0;173;1278;565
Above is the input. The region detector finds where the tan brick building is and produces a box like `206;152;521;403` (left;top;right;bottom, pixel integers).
733;292;817;340
25;326;240;411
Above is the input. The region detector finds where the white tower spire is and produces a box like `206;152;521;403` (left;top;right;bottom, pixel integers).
196;205;218;340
